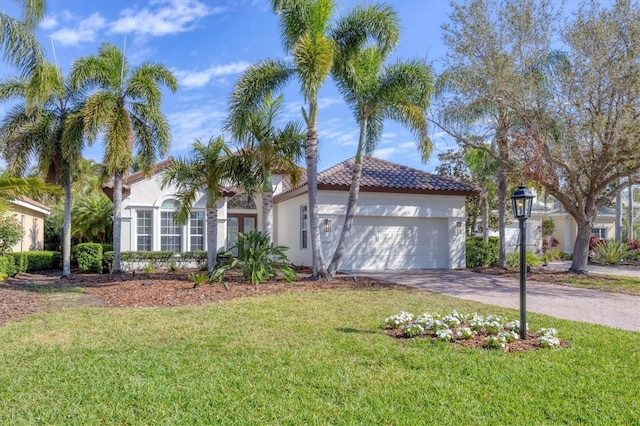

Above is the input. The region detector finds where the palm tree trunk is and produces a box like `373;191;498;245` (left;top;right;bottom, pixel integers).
306;102;327;278
497;143;508;267
482;189;489;244
262;175;274;241
62;174;72;277
327;119;367;277
112;170;123;273
206;205;218;273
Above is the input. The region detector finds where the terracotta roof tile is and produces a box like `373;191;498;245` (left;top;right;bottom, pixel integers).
280;157;478;196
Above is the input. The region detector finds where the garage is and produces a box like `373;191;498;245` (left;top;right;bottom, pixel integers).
339;216;449;271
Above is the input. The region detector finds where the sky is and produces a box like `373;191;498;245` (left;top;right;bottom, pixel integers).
0;0;577;173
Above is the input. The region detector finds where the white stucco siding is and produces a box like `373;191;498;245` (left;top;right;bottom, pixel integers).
275;190;467;270
273;193;312;267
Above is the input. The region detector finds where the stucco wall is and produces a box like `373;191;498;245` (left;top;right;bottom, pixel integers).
10;205;46;252
275;191;468;270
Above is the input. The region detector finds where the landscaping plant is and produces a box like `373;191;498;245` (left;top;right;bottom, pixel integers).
591;240;637;265
212;230;297;285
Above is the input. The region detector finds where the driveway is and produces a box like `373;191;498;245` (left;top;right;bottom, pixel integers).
361;270;640;332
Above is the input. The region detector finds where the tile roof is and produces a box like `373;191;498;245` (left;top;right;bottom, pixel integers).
279;156;478;196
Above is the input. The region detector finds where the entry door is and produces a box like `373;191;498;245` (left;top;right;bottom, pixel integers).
227;214;257;253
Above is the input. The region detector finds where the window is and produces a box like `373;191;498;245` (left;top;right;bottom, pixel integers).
137;210;152;251
160;200;182;252
190;211;205;251
591;227;607;240
300;205;308;249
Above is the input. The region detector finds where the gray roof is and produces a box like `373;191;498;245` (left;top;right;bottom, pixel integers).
279;156;479;197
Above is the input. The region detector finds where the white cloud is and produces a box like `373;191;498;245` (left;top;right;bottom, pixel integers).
174;62;251;88
39;16;58;30
111;0;220;36
167;103;228;150
372;147;397;159
50;13;106;46
318;97;344;110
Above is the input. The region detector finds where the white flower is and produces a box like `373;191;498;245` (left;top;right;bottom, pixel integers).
456;327;475;339
538;335;561;348
539;328;557;337
436;328;454;341
442;314;461;327
384;311;414;329
402;322;424;338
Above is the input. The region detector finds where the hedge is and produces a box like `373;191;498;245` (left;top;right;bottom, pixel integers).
103;250;208;272
466;236;499;268
0;251;61;281
75;243;103;273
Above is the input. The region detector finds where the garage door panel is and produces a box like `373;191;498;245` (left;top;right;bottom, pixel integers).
339;216;449;271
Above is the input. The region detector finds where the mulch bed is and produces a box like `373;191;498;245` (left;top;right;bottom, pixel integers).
0;269;407;327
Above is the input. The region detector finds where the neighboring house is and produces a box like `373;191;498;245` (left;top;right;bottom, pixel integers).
494;193;616;255
106;156;477;271
9;196;50;252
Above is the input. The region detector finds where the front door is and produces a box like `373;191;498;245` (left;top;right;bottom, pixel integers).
227;214;257;253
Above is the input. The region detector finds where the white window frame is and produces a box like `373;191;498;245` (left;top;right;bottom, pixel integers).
160;200;182;252
136;210;153;251
189;211;205;251
591;227;607;240
300;205;308;250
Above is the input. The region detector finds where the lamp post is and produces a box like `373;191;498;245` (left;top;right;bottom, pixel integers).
511;185;534;339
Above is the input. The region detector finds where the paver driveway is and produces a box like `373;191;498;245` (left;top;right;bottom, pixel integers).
361;270;640;332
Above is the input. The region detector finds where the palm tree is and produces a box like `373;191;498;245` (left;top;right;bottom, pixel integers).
162;136;254;273
70;42;178;273
71;192;112;243
0;61;84;276
0;176;59;213
225;92;304;240
228;0;398;278
326;46;433;276
0;0;45;73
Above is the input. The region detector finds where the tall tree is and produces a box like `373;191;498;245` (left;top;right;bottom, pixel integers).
162;136;253;273
225;93;304;240
228;0;398;278
438;0;558;266
327;44;433;276
515;0;640;273
0;175;59;213
0;0;45;73
70;42;178;273
0;61;84;276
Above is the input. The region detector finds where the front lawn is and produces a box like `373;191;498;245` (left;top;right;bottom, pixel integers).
1;288;638;424
561;275;640;295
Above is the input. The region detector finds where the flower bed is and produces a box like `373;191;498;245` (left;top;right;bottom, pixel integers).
383;310;567;352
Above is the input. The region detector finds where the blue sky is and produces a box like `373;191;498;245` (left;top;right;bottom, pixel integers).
3;1;463;172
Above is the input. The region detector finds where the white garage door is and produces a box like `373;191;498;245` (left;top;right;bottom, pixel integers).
339;216;449;271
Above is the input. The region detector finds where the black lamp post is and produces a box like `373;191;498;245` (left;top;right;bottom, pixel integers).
511;185;534;339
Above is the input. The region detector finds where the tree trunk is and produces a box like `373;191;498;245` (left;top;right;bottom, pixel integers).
206;204;218;274
497;142;508;267
615;181;623;241
306;102;326;278
570;218;592;273
628;181;634;241
262;178;274;241
112;170;123;273
327;119;366;277
62;174;72;277
482;189;489;243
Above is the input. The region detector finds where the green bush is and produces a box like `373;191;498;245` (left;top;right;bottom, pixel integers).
212;230;297;285
76;243;103;273
0;215;24;255
506;250;543;267
5;253;27;274
466;236;499;268
591;240;636;265
0;255;14;280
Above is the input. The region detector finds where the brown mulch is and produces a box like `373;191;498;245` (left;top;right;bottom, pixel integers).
0;269;407;327
472;265;603;283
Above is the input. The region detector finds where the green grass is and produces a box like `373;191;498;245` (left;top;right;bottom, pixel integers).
561;275;640;295
1;287;638;425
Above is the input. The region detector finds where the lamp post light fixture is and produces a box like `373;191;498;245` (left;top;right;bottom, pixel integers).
511;185;534;340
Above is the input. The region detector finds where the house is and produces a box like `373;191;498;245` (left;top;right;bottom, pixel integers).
107;156;478;271
497;193;616;255
9;196;50;252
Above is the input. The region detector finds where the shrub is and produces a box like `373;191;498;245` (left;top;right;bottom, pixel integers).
506;250;543;267
591;240;636;265
212;230;297;285
589;236;603;251
466;236;499;268
75;243;103;273
0;214;24;255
